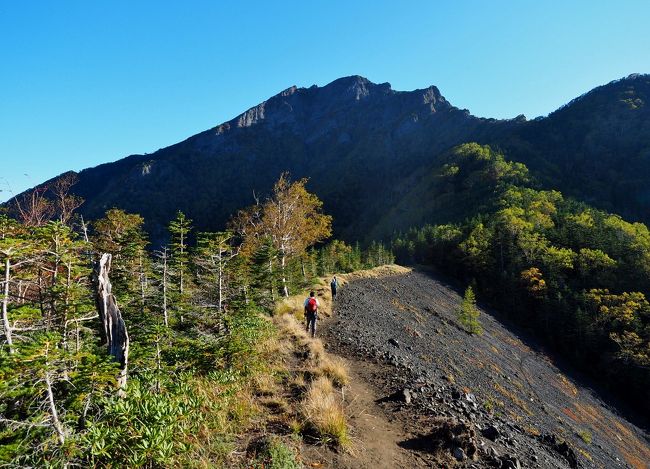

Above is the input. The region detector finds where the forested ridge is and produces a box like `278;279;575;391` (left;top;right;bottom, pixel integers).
12;74;650;243
0;175;392;466
393;143;650;419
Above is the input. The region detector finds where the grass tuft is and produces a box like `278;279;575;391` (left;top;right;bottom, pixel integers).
301;376;349;447
251;437;301;469
578;429;592;445
318;357;350;387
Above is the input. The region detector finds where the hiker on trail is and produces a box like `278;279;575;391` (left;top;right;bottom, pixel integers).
304;291;320;338
330;276;338;298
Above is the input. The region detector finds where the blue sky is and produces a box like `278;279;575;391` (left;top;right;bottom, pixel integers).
1;1;649;201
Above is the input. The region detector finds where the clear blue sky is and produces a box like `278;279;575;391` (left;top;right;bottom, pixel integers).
1;1;649;201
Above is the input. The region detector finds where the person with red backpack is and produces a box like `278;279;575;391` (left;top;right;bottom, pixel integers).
304;291;320;338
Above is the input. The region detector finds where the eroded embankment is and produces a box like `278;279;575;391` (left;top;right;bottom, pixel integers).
323;270;650;468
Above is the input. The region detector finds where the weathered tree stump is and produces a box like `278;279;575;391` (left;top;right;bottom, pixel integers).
94;253;129;395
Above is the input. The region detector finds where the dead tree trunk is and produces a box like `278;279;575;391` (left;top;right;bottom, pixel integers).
281;254;289;298
2;257;14;353
94;253;129;396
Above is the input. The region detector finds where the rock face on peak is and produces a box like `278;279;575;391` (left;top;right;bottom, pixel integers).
214;76;449;137
60;76;509;241
19;74;650;241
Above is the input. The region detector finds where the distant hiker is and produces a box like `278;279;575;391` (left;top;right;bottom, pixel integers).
304;291;320;338
330;276;338;298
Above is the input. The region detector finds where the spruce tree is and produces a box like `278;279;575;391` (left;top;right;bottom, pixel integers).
457;286;482;335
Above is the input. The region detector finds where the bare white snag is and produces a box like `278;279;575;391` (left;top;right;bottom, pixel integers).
2;257;14;352
45;369;66;445
94;253;129;396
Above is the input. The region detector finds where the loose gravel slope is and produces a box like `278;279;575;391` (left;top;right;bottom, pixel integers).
324;270;650;468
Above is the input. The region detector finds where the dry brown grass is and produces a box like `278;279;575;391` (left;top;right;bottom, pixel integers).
291;372;307;390
274;264;410;320
577;447;593;462
252;372;280;397
259;396;290;414
276;312;310;344
523;424;541;436
275;295;309;318
390;297;425;323
557;374;579;397
340;264;411;282
301;376;349;447
493;382;532;415
561;406;579;422
307;338;326;363
317;356;350;387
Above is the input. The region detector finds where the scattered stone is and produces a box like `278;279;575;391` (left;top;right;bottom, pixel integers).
402;388;412;404
481;425;501;442
499;454;521;469
429;417;479;461
388;338;400;347
453;446;467;461
540;434;578;468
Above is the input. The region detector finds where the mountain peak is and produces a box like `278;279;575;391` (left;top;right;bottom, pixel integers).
214;75;447;134
319;75;392;101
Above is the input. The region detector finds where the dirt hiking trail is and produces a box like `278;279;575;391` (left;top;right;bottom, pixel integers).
299;354;426;468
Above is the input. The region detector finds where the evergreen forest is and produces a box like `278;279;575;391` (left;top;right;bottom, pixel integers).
0;175;392;466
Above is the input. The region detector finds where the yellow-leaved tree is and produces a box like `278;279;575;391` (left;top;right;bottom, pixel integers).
232;173;332;297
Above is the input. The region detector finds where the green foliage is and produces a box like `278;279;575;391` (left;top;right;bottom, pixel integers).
393;143;650;417
92;208;149;307
0;174;402;466
578;430;592;445
457;286;482;335
84;376;198;467
252;437;302;469
168;210;192;295
315;240;393;277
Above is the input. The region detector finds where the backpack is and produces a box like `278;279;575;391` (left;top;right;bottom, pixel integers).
306;297;318;313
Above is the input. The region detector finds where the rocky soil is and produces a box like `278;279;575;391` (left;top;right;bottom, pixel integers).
322;270;650;468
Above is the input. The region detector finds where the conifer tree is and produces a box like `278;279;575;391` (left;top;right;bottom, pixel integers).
250;237;279;306
92;209;149;308
168;211;192;295
193;231;240;313
457;286;482;335
168;211;192;322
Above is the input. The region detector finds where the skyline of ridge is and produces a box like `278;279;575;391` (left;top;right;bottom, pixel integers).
2;72;646;203
2;1;649;200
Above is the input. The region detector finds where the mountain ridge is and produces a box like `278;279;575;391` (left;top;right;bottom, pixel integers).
10;74;650;241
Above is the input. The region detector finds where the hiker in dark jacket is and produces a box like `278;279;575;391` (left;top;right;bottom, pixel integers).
330;276;338;298
304;291;320;338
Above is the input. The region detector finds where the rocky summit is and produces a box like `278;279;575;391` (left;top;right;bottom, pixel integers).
15;74;650;243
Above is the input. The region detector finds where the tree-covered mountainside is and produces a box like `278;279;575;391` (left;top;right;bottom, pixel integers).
497;73;650;224
393;143;650;419
12;74;649;243
4;75;650;464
